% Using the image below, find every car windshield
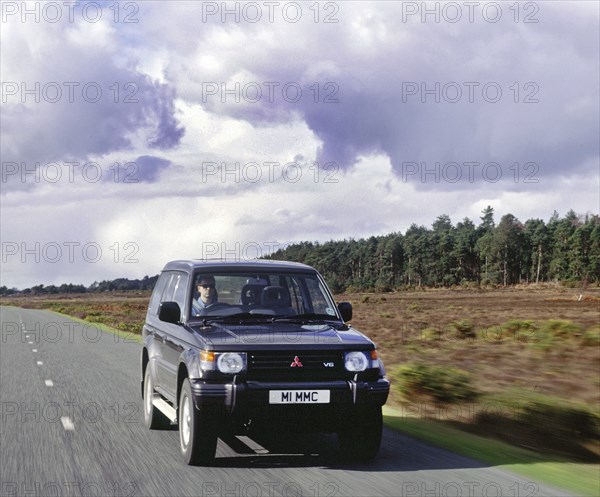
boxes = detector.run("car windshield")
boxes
[189,270,340,321]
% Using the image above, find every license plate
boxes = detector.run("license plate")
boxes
[269,390,330,404]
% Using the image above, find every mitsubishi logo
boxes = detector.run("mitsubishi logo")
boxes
[290,355,303,367]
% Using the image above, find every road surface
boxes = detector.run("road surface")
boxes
[0,306,574,497]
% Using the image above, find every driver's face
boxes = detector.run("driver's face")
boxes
[197,278,216,303]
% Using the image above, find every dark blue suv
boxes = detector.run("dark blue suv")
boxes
[141,260,390,465]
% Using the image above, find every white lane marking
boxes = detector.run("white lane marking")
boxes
[32,349,37,352]
[37,361,43,366]
[61,417,75,431]
[45,379,54,387]
[28,341,33,344]
[236,435,270,454]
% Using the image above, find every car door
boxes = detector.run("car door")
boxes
[152,272,180,396]
[144,271,170,387]
[157,271,189,401]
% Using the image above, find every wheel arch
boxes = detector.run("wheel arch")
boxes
[141,347,150,398]
[176,361,189,410]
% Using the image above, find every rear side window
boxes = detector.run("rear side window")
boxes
[162,272,188,307]
[173,273,189,309]
[149,272,170,314]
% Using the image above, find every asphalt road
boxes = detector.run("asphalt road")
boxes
[0,306,574,497]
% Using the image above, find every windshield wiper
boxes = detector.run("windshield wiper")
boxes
[198,313,274,325]
[271,313,341,324]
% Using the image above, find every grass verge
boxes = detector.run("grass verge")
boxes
[46,309,142,344]
[383,406,600,497]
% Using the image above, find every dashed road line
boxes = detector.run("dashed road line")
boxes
[61,417,75,431]
[45,379,54,387]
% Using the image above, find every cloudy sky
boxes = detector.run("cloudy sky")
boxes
[1,0,598,289]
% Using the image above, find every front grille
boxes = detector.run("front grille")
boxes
[248,351,345,380]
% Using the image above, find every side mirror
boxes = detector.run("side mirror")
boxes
[337,302,353,322]
[158,301,181,324]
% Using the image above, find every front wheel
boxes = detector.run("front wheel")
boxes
[338,405,383,462]
[179,379,219,465]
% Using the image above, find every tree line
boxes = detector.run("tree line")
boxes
[0,275,159,296]
[1,208,598,296]
[265,207,600,293]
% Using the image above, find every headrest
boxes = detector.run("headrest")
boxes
[261,286,291,308]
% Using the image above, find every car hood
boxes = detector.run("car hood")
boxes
[189,321,373,350]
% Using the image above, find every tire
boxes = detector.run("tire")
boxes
[338,405,383,462]
[143,368,168,429]
[179,378,219,465]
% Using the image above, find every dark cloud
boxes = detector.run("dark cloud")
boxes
[1,18,185,193]
[169,2,598,189]
[133,155,172,183]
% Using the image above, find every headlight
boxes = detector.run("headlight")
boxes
[217,352,246,374]
[199,351,247,374]
[344,351,369,372]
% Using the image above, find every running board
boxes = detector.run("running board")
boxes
[152,398,177,424]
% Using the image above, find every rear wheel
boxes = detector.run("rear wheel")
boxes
[179,379,219,465]
[338,405,383,461]
[143,368,167,429]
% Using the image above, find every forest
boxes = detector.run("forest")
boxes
[1,207,598,295]
[265,207,600,293]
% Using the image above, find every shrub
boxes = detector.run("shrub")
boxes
[421,327,443,341]
[116,322,143,335]
[582,326,600,346]
[540,319,583,338]
[526,320,584,350]
[395,363,478,403]
[521,400,600,441]
[452,319,476,338]
[501,320,538,342]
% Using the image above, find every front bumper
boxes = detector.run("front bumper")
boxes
[189,377,390,428]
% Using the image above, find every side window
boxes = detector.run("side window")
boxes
[162,273,181,303]
[149,272,170,314]
[173,273,189,309]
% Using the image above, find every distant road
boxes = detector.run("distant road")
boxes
[0,306,573,497]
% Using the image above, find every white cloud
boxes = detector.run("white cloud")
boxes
[1,0,598,288]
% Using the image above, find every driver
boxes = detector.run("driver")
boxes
[192,275,218,315]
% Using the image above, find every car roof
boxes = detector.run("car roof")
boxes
[162,259,316,273]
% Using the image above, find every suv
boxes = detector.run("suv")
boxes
[141,260,390,465]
